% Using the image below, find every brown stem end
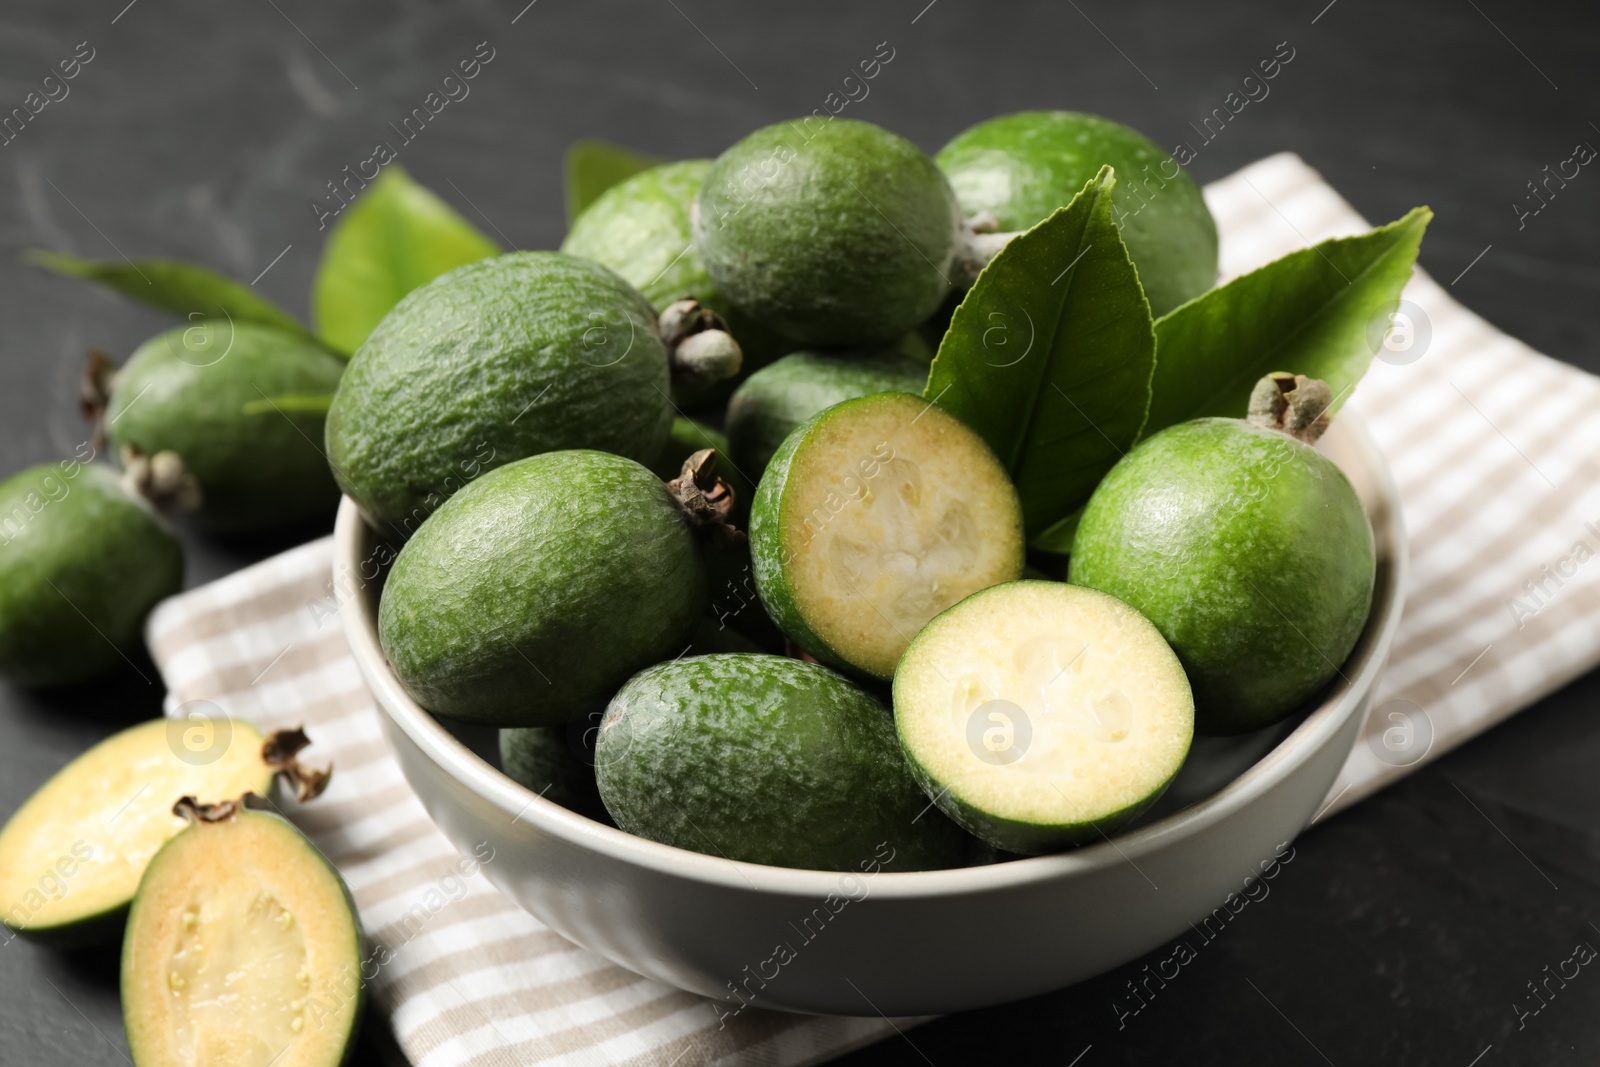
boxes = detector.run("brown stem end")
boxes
[262,727,334,802]
[667,448,745,547]
[81,350,117,449]
[660,299,743,388]
[1246,372,1333,444]
[120,445,202,517]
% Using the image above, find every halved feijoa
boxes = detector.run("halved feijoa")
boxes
[894,581,1194,855]
[749,392,1024,679]
[595,654,969,871]
[0,720,328,945]
[123,798,363,1067]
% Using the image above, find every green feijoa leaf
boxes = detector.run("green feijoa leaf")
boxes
[1029,506,1083,555]
[24,251,311,339]
[311,166,499,356]
[1144,207,1432,437]
[925,166,1155,539]
[564,138,664,225]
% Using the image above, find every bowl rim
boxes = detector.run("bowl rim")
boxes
[338,411,1407,900]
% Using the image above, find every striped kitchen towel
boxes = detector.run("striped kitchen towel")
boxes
[144,153,1600,1065]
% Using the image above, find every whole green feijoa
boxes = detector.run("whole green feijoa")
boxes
[325,252,673,539]
[595,654,970,871]
[936,110,1218,315]
[561,160,789,409]
[725,349,927,476]
[498,726,607,821]
[563,161,714,307]
[100,322,345,532]
[694,118,962,348]
[1069,376,1375,733]
[378,450,708,727]
[0,462,182,687]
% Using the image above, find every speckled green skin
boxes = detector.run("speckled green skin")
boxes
[326,252,672,539]
[379,451,706,727]
[561,160,789,409]
[0,463,182,687]
[726,350,927,476]
[936,111,1218,316]
[1070,419,1374,733]
[106,323,345,532]
[595,654,969,871]
[747,400,861,676]
[498,727,606,821]
[694,119,962,348]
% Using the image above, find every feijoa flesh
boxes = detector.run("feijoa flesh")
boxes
[595,654,969,871]
[0,720,328,945]
[378,450,712,727]
[895,581,1194,855]
[1070,375,1376,733]
[750,392,1025,679]
[100,322,346,532]
[694,118,962,347]
[0,462,183,687]
[936,110,1218,316]
[122,799,363,1067]
[324,252,673,538]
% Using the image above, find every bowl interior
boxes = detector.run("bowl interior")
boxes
[340,410,1405,891]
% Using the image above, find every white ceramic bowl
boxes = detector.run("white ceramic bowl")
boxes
[335,413,1405,1017]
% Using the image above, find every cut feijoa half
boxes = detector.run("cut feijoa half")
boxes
[894,581,1194,855]
[123,798,363,1067]
[749,391,1024,679]
[0,719,328,946]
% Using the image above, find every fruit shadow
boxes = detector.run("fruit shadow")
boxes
[8,649,166,728]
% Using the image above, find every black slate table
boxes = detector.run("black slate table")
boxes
[2,1,1597,1063]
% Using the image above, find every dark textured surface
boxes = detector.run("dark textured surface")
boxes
[0,0,1596,1063]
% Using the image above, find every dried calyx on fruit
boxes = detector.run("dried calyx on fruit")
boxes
[260,725,336,803]
[949,209,1025,288]
[119,444,202,516]
[665,447,743,548]
[657,297,743,390]
[1245,371,1333,443]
